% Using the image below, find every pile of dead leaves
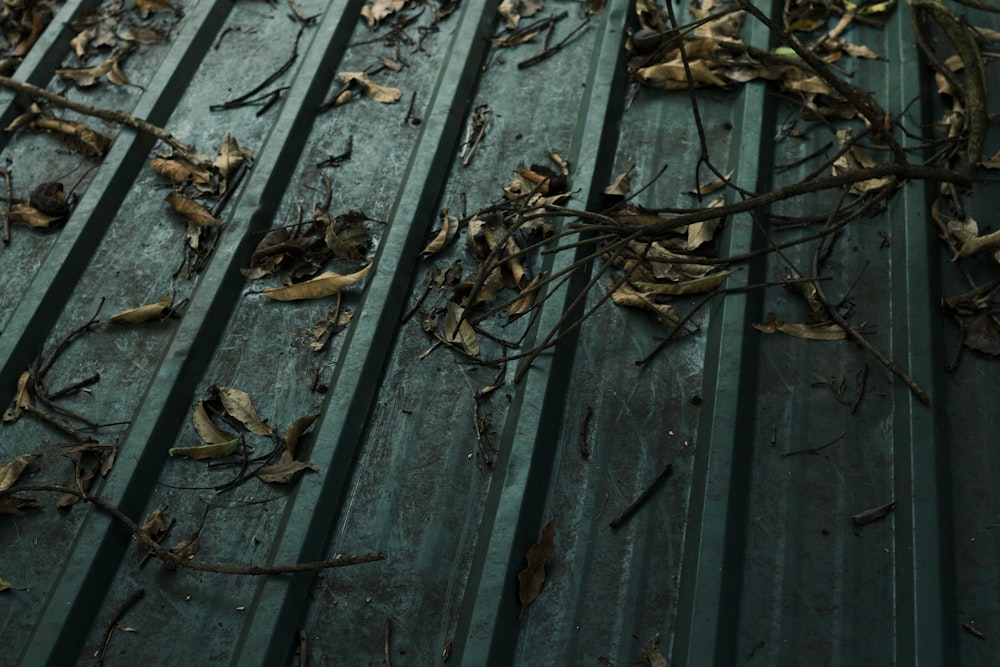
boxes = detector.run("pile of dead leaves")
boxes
[0,0,56,73]
[243,173,374,302]
[149,134,253,277]
[61,0,180,89]
[415,160,567,358]
[600,168,732,328]
[170,386,320,487]
[627,0,894,123]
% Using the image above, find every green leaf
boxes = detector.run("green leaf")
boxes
[169,438,240,460]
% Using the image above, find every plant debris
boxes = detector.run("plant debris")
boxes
[517,518,555,612]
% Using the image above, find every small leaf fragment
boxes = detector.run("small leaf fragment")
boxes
[609,281,679,326]
[261,263,372,301]
[517,519,556,609]
[169,438,240,460]
[9,203,61,229]
[752,312,846,340]
[633,270,732,296]
[689,169,734,196]
[256,460,319,484]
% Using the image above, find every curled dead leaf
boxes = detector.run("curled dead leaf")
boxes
[609,281,679,326]
[150,156,214,185]
[2,371,32,423]
[191,399,238,444]
[283,414,320,462]
[689,170,734,196]
[106,295,175,324]
[261,263,372,301]
[167,193,221,227]
[752,312,846,340]
[421,210,459,256]
[8,203,60,229]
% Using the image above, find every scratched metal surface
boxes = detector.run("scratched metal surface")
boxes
[1,0,998,665]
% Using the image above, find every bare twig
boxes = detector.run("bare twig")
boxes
[610,463,672,530]
[0,76,198,159]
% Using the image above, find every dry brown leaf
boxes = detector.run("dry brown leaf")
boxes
[337,71,401,103]
[443,301,479,357]
[140,508,168,537]
[498,0,520,28]
[214,134,252,180]
[106,295,173,324]
[0,496,42,516]
[686,198,723,251]
[2,371,32,423]
[632,270,732,296]
[191,399,237,444]
[752,312,846,340]
[134,0,172,16]
[361,0,406,26]
[851,501,896,526]
[55,46,131,87]
[517,519,556,609]
[118,26,164,44]
[150,156,214,184]
[833,129,891,194]
[610,281,679,326]
[283,414,320,462]
[214,386,272,436]
[256,460,319,484]
[8,203,60,229]
[637,633,669,667]
[508,274,541,317]
[966,314,1000,356]
[0,576,19,592]
[0,454,32,493]
[261,263,372,301]
[421,210,459,256]
[167,193,221,227]
[604,170,632,197]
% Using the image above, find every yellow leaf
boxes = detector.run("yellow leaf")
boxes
[169,439,240,460]
[0,454,32,492]
[106,295,173,324]
[262,263,372,301]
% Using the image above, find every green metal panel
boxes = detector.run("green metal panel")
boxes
[0,0,998,665]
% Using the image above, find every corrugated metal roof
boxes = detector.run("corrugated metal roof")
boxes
[1,0,998,664]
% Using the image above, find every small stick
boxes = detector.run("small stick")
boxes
[518,17,590,69]
[578,406,592,459]
[782,431,846,457]
[5,484,385,575]
[24,405,91,443]
[384,619,392,667]
[287,0,319,24]
[609,463,672,530]
[46,372,101,400]
[299,630,309,667]
[0,76,197,159]
[851,364,867,414]
[211,27,304,111]
[94,588,145,666]
[1,167,11,244]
